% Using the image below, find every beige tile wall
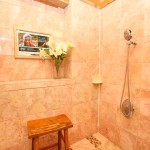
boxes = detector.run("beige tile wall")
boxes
[0,79,99,150]
[1,0,149,150]
[0,0,100,149]
[100,0,150,150]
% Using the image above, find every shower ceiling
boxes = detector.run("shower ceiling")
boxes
[80,0,115,8]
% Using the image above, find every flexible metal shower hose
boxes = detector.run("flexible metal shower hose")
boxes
[120,44,131,111]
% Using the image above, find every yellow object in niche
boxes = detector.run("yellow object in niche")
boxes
[92,75,102,84]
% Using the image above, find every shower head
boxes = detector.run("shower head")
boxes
[124,29,137,46]
[124,29,132,41]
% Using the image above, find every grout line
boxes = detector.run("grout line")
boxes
[97,9,102,132]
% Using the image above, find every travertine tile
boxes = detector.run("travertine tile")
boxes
[100,1,150,149]
[99,120,120,146]
[135,137,150,150]
[102,63,125,85]
[144,0,150,36]
[72,102,91,124]
[5,142,26,150]
[72,63,89,83]
[93,133,122,150]
[70,132,123,150]
[129,63,142,88]
[141,63,150,90]
[100,83,122,105]
[0,139,6,150]
[119,128,137,150]
[0,0,150,150]
[70,138,96,150]
[140,90,150,116]
[138,114,150,141]
[142,36,150,63]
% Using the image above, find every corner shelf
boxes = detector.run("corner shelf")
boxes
[92,75,102,84]
[35,0,69,8]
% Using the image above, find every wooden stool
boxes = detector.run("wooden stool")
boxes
[27,114,73,150]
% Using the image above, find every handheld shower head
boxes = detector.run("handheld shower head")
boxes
[124,29,137,46]
[124,29,132,41]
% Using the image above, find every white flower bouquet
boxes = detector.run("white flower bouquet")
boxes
[40,40,73,78]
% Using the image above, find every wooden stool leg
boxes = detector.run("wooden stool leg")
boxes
[32,139,34,150]
[58,131,61,150]
[64,129,69,150]
[33,137,39,150]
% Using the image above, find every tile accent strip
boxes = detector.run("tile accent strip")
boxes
[87,135,102,148]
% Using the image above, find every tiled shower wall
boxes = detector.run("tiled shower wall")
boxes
[0,0,99,149]
[0,79,98,150]
[0,0,66,81]
[99,0,150,150]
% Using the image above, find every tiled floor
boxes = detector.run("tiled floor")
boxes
[70,133,122,150]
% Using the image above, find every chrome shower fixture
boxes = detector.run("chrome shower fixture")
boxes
[124,29,137,45]
[127,40,137,46]
[121,99,134,118]
[124,29,132,41]
[120,29,137,118]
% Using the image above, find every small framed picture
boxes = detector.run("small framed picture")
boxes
[14,28,51,59]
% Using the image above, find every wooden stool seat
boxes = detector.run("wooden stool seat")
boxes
[27,114,73,150]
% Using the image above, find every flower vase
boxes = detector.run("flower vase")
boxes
[55,63,60,78]
[54,59,62,79]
